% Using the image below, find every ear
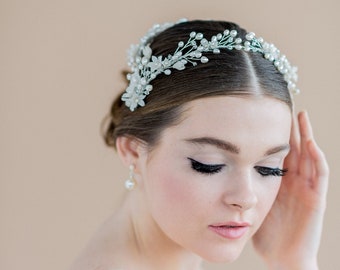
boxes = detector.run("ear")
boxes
[116,136,144,169]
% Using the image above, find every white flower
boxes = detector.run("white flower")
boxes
[122,87,146,111]
[142,45,152,59]
[173,59,187,70]
[147,55,163,72]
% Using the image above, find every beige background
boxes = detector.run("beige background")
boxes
[1,0,339,269]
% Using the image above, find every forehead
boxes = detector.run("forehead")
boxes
[162,96,292,149]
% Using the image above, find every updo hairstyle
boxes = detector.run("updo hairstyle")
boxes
[104,20,292,150]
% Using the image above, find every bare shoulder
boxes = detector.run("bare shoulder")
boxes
[68,246,124,270]
[68,249,121,270]
[69,215,126,270]
[69,235,124,270]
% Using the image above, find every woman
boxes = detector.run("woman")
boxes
[70,19,329,270]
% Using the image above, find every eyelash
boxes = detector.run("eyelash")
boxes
[188,158,288,177]
[188,158,225,175]
[254,166,288,177]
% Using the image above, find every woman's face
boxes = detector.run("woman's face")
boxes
[137,96,291,262]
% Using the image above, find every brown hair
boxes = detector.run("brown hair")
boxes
[104,20,292,150]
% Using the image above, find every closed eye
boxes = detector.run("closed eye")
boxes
[254,166,287,177]
[188,158,225,175]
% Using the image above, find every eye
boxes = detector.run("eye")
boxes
[188,158,225,175]
[254,166,288,177]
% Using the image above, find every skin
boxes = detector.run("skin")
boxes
[69,96,328,270]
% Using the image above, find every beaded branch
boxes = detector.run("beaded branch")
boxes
[122,19,299,111]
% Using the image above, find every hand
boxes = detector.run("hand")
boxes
[252,111,329,270]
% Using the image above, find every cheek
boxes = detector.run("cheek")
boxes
[268,181,281,205]
[146,163,211,234]
[149,165,198,218]
[256,180,282,220]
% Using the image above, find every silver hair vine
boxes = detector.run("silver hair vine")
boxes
[122,19,299,111]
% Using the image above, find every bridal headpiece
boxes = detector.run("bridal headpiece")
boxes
[122,19,299,111]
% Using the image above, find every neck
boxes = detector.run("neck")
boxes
[114,191,204,270]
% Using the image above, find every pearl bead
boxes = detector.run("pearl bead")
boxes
[196,33,203,40]
[200,56,209,63]
[230,30,237,37]
[125,179,135,190]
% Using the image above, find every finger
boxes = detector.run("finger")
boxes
[307,139,329,195]
[298,111,314,179]
[284,113,300,172]
[290,111,301,152]
[298,111,314,156]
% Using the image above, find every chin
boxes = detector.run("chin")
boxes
[204,254,241,264]
[198,246,244,264]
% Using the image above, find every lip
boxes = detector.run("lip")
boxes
[208,222,250,240]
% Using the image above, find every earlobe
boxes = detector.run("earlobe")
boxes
[116,136,143,168]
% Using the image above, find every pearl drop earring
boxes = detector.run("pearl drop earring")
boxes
[125,165,136,190]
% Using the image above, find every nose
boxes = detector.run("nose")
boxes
[222,170,258,211]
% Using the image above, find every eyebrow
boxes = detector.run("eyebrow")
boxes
[184,136,290,156]
[264,144,290,156]
[184,137,240,154]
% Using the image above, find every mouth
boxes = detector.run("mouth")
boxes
[208,222,250,239]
